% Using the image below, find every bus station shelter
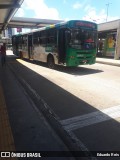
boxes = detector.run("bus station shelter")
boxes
[98,19,120,60]
[0,0,24,33]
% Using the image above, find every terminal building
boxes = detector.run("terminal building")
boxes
[98,19,120,60]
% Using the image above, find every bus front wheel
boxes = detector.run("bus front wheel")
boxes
[47,56,55,69]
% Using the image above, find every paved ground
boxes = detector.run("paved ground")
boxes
[96,57,120,67]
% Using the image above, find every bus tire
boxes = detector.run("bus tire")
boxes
[47,55,55,69]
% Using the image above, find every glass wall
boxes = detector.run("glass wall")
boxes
[98,32,117,58]
[105,32,116,57]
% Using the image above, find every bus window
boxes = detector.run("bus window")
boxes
[33,32,40,45]
[69,29,97,50]
[47,29,57,45]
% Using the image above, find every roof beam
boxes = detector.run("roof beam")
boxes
[8,24,37,28]
[1,0,24,30]
[0,4,20,9]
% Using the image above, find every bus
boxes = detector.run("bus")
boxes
[12,20,97,68]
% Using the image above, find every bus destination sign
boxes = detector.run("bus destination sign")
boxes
[75,22,96,29]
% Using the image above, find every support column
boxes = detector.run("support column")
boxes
[115,20,120,59]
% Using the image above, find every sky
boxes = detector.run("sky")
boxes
[14,0,120,24]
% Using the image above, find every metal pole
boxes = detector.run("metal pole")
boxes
[115,19,120,60]
[106,3,111,22]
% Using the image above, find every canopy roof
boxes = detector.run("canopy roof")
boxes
[0,0,24,32]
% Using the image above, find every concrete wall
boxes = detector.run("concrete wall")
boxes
[98,19,120,32]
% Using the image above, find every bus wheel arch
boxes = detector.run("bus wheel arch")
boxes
[47,54,55,69]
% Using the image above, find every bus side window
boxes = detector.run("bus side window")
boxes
[40,31,47,47]
[48,29,56,45]
[33,32,40,46]
[49,37,54,44]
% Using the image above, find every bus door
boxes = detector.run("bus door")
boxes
[58,29,66,63]
[28,34,33,59]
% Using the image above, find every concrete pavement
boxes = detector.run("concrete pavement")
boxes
[96,57,120,67]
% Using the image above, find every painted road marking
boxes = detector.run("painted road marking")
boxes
[60,105,120,131]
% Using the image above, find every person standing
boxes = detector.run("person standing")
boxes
[0,43,6,66]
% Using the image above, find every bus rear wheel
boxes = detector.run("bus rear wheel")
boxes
[47,56,55,69]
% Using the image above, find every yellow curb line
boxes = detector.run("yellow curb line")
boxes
[0,82,17,160]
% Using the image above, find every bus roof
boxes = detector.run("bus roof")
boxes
[13,20,97,37]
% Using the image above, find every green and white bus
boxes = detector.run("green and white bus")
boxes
[12,20,97,68]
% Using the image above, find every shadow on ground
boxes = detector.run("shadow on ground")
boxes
[1,55,119,160]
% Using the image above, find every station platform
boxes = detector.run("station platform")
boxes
[0,51,120,159]
[0,52,73,160]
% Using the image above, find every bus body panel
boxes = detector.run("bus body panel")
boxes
[33,45,46,62]
[65,48,96,66]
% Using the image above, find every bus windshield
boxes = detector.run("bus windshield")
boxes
[68,29,97,50]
